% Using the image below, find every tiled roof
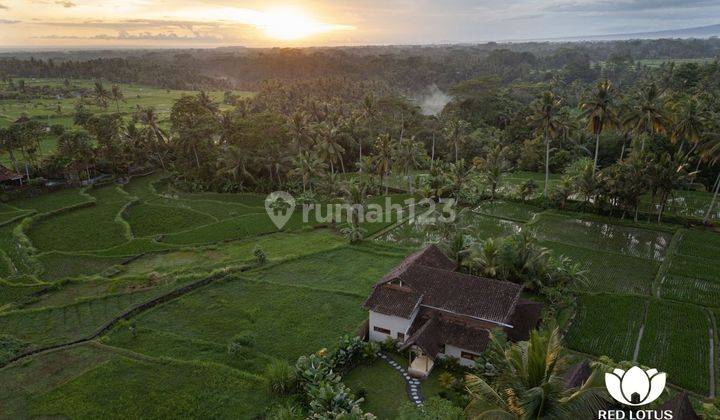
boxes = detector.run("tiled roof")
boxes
[564,361,593,389]
[504,299,543,341]
[400,311,491,357]
[657,393,699,420]
[364,245,521,325]
[378,244,456,285]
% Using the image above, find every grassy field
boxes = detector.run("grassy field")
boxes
[2,165,719,415]
[0,78,252,166]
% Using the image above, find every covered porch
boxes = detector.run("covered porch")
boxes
[406,346,435,378]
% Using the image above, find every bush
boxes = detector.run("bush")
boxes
[263,360,298,396]
[253,245,268,265]
[381,336,397,352]
[362,341,380,362]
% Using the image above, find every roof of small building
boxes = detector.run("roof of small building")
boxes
[657,393,699,420]
[0,165,23,182]
[364,245,522,325]
[399,311,491,357]
[564,360,593,389]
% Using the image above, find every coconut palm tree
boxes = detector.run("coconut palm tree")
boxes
[442,118,471,162]
[372,134,394,194]
[465,328,608,420]
[316,122,345,174]
[342,180,368,226]
[701,134,720,224]
[392,136,427,192]
[622,83,668,152]
[93,80,111,109]
[291,151,326,192]
[473,144,509,201]
[289,111,311,155]
[581,81,618,174]
[111,84,125,113]
[528,92,564,197]
[216,145,257,188]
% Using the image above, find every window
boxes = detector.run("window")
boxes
[461,351,479,361]
[373,326,391,335]
[397,332,405,340]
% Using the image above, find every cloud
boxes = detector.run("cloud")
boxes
[547,0,718,13]
[55,0,76,7]
[0,2,7,9]
[35,30,224,42]
[0,19,19,24]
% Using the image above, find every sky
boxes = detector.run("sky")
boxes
[0,0,719,48]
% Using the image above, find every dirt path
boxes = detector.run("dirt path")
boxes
[632,300,650,363]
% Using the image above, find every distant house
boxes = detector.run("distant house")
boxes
[363,245,542,378]
[0,165,23,190]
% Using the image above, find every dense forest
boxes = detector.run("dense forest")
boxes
[1,38,720,90]
[1,39,720,227]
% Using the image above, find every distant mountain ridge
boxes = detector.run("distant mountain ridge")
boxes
[553,24,720,41]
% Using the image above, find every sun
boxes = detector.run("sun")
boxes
[257,7,349,41]
[258,8,324,41]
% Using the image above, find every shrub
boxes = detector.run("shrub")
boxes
[253,245,267,266]
[362,341,380,362]
[264,360,298,396]
[381,336,397,352]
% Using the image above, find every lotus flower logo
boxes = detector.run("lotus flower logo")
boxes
[605,366,666,406]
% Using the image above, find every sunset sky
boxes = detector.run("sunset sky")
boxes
[0,0,718,48]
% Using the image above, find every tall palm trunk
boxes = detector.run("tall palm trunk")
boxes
[544,130,550,197]
[358,139,363,171]
[593,131,600,175]
[431,132,436,169]
[704,172,720,224]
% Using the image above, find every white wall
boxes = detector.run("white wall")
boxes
[442,344,480,367]
[368,311,412,343]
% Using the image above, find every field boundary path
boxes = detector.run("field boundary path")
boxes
[0,266,251,369]
[378,352,424,406]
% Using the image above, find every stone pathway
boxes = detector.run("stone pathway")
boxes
[378,352,424,406]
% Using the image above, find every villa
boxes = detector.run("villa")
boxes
[363,245,543,378]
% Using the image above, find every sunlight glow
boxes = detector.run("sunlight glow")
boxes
[185,6,354,41]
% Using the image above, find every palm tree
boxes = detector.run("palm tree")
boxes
[528,92,564,197]
[342,180,368,226]
[0,127,20,173]
[442,118,471,162]
[392,136,427,192]
[216,145,257,188]
[474,144,509,200]
[315,123,345,174]
[93,80,111,109]
[291,151,326,192]
[289,112,311,155]
[340,113,367,168]
[137,107,168,170]
[701,134,720,224]
[622,83,668,151]
[372,134,394,194]
[111,84,125,113]
[581,81,618,174]
[465,328,608,420]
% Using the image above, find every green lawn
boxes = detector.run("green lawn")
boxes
[344,359,408,419]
